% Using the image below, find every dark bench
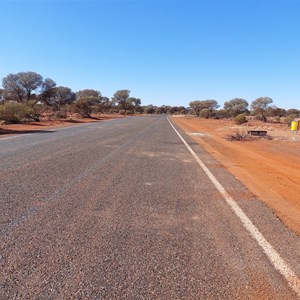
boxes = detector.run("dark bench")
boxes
[247,130,267,136]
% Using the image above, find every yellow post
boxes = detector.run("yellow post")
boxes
[291,121,298,131]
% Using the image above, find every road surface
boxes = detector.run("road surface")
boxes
[1,116,300,299]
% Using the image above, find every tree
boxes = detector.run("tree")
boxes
[127,97,141,114]
[155,106,166,114]
[203,100,219,118]
[251,97,273,122]
[38,78,57,106]
[215,109,228,119]
[45,86,75,110]
[200,108,212,119]
[2,72,43,102]
[111,89,130,113]
[74,98,93,117]
[286,108,300,117]
[224,98,249,117]
[76,89,111,114]
[0,89,4,103]
[76,89,101,102]
[144,105,156,114]
[178,106,188,114]
[189,100,219,117]
[189,101,202,117]
[265,105,286,117]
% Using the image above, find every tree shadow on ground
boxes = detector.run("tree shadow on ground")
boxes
[0,128,55,135]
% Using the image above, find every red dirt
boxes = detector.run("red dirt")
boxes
[172,116,300,235]
[0,115,124,137]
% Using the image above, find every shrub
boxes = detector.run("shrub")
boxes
[286,109,300,117]
[0,102,34,124]
[284,114,298,125]
[234,113,247,125]
[199,108,211,119]
[255,114,265,121]
[199,108,217,119]
[54,110,67,119]
[215,109,228,119]
[227,129,250,141]
[273,116,281,123]
[74,98,93,117]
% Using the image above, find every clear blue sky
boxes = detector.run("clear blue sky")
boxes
[0,0,299,109]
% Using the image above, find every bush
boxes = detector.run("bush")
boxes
[199,108,217,119]
[227,129,250,141]
[199,108,211,119]
[54,110,67,119]
[272,116,281,123]
[286,109,300,117]
[215,109,228,119]
[74,98,93,117]
[0,102,34,124]
[234,113,247,125]
[284,114,298,125]
[254,114,265,121]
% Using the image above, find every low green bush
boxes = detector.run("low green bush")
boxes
[0,102,34,124]
[234,113,247,125]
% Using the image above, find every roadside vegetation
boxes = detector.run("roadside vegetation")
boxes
[0,71,299,126]
[0,71,187,124]
[189,97,300,126]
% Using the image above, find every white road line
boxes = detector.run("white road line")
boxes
[167,117,300,297]
[0,134,32,141]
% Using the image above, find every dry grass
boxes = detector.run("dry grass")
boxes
[226,129,251,141]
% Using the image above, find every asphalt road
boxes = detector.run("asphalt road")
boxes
[0,116,300,299]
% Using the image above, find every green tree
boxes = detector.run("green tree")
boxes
[128,97,141,114]
[2,72,43,102]
[189,101,202,117]
[38,78,57,106]
[144,105,156,114]
[286,108,300,117]
[74,98,93,117]
[111,89,130,113]
[76,89,101,103]
[75,89,109,116]
[251,97,273,122]
[47,86,76,110]
[189,100,219,117]
[265,105,286,117]
[224,98,248,117]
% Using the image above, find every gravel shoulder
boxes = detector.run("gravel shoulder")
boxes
[172,116,300,235]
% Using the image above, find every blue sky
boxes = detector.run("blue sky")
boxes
[0,0,299,109]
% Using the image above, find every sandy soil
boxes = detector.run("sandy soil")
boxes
[172,116,300,235]
[0,115,124,137]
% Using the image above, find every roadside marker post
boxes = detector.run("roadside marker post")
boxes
[291,121,298,133]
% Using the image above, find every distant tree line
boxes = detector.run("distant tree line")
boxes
[1,71,299,125]
[189,97,300,124]
[0,71,143,123]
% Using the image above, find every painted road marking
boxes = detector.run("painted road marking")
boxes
[0,134,32,141]
[168,117,300,297]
